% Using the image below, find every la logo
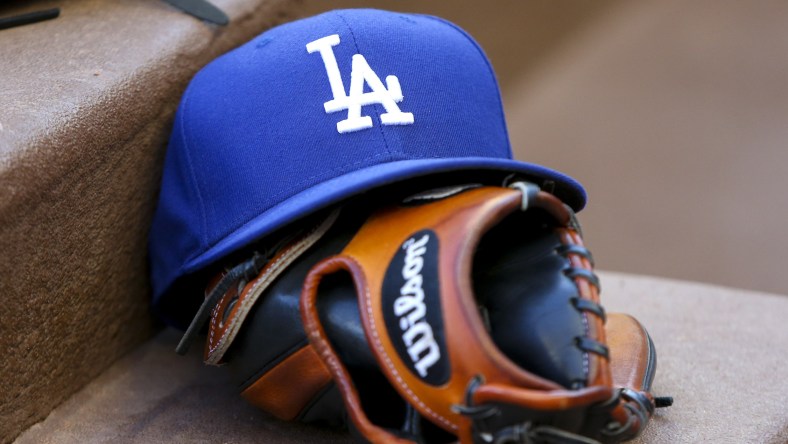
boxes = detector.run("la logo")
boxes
[306,34,415,134]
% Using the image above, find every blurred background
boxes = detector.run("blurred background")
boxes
[301,0,788,297]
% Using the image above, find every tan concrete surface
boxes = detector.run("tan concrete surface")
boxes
[13,327,350,444]
[504,0,788,297]
[15,272,788,444]
[0,0,300,441]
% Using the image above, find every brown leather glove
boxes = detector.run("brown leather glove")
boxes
[178,182,670,443]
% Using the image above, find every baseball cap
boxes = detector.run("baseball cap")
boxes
[149,9,586,324]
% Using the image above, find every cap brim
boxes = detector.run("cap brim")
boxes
[180,157,585,278]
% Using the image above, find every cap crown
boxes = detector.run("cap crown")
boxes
[150,9,583,312]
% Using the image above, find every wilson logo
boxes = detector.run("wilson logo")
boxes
[382,231,449,385]
[396,235,440,377]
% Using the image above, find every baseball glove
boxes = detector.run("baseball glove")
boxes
[176,181,670,443]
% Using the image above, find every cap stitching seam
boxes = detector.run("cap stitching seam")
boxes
[417,14,514,159]
[336,12,396,161]
[178,85,211,252]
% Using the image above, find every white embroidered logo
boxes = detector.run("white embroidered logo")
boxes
[306,34,414,134]
[395,234,440,378]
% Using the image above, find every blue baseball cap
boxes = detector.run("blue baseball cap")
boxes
[149,9,586,324]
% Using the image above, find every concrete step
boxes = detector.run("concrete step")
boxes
[14,272,788,443]
[0,0,298,441]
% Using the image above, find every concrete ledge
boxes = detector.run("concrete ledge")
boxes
[14,272,788,443]
[0,0,299,441]
[14,328,350,444]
